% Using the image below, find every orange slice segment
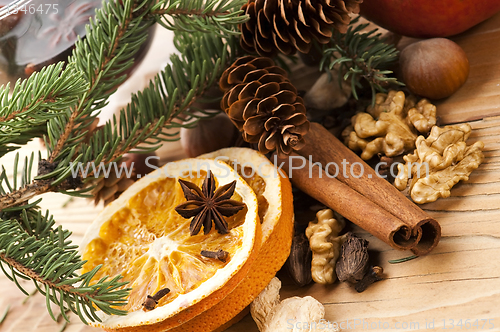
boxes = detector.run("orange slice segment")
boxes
[165,147,294,332]
[79,158,260,331]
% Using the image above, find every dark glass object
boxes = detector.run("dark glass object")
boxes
[0,0,153,85]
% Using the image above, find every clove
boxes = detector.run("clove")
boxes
[201,249,229,263]
[355,266,384,293]
[142,287,170,311]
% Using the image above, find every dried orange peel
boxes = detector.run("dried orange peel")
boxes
[79,158,261,331]
[169,147,294,332]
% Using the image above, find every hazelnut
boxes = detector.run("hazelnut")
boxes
[399,38,469,100]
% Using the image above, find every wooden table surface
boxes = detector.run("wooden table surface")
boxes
[2,12,500,332]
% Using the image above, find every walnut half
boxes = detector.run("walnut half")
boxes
[395,124,484,204]
[342,90,436,160]
[305,209,346,284]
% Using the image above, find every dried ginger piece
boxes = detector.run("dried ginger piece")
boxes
[250,277,339,332]
[305,209,346,284]
[395,123,484,204]
[342,90,436,160]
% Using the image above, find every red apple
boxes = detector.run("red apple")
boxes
[360,0,500,38]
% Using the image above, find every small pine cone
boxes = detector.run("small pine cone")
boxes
[219,56,309,157]
[92,152,158,205]
[240,0,362,57]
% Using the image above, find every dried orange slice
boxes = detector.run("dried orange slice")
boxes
[165,147,294,332]
[79,158,261,331]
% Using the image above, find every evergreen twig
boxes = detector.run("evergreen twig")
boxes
[0,64,87,158]
[320,16,403,103]
[0,0,243,325]
[0,209,130,323]
[153,0,247,36]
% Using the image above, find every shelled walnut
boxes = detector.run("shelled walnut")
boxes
[250,277,339,332]
[305,209,346,284]
[342,90,436,160]
[395,124,484,204]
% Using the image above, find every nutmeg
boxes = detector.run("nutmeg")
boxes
[399,38,469,100]
[180,111,239,158]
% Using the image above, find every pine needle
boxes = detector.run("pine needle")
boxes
[22,289,38,304]
[0,305,10,324]
[0,0,242,326]
[389,255,418,264]
[58,321,68,332]
[320,16,403,104]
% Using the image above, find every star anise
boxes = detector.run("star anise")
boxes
[175,171,246,236]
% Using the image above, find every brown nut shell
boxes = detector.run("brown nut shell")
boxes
[400,38,469,100]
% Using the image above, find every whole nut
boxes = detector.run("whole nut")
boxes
[399,38,469,100]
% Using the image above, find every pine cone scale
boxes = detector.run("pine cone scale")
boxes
[288,29,311,53]
[272,104,296,118]
[243,115,267,135]
[257,11,273,39]
[227,64,259,85]
[262,0,275,20]
[279,82,298,94]
[275,89,297,105]
[240,82,261,100]
[226,84,245,106]
[256,82,281,98]
[264,130,280,151]
[228,99,252,123]
[273,32,294,55]
[318,4,333,24]
[290,121,310,135]
[256,30,274,53]
[256,97,277,115]
[240,0,361,56]
[259,73,286,84]
[282,112,307,126]
[243,99,260,118]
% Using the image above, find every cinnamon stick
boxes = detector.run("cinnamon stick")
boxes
[295,123,441,255]
[279,155,420,250]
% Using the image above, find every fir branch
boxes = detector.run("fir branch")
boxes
[320,16,403,102]
[46,0,156,162]
[0,0,242,325]
[40,31,238,195]
[153,0,247,36]
[0,152,51,211]
[0,63,87,158]
[0,209,129,323]
[0,6,239,208]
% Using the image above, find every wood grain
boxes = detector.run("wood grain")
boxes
[3,12,500,332]
[225,114,500,332]
[432,12,500,125]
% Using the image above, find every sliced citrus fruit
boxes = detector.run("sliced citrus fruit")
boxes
[166,147,294,332]
[79,158,261,331]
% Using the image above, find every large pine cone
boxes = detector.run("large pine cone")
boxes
[240,0,362,57]
[219,56,309,157]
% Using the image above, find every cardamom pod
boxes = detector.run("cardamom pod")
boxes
[336,232,369,284]
[285,232,312,287]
